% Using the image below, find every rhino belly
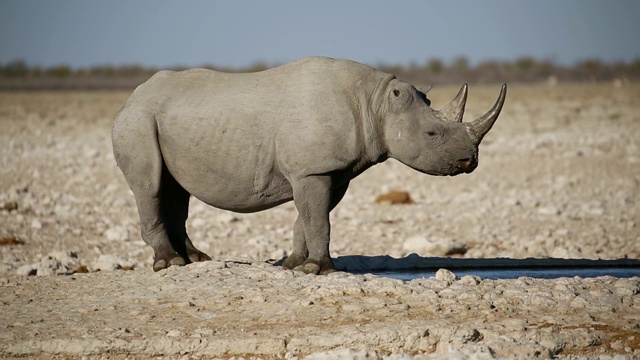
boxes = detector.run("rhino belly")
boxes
[188,171,293,213]
[166,154,293,213]
[157,123,293,213]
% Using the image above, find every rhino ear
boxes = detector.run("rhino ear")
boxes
[439,83,468,122]
[417,85,433,94]
[416,85,432,106]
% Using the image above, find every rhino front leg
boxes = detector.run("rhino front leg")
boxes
[289,175,335,275]
[283,181,349,272]
[281,216,309,270]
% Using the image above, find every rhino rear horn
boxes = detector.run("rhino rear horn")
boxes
[466,84,507,144]
[439,83,468,122]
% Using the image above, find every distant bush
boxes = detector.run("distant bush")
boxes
[380,56,640,85]
[46,65,72,78]
[1,60,29,77]
[1,56,639,90]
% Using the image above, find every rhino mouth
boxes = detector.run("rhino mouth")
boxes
[440,156,478,176]
[457,157,478,173]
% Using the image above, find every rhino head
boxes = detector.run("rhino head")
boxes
[381,81,506,176]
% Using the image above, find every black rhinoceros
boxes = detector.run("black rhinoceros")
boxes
[112,56,506,274]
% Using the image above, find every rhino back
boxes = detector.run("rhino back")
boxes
[129,57,381,211]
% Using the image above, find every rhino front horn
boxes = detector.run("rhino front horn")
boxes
[440,83,468,123]
[466,83,507,144]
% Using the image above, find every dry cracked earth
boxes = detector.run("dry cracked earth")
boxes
[0,83,639,359]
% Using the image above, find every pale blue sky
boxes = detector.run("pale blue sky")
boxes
[1,0,638,69]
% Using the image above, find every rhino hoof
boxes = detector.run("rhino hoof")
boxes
[153,256,186,272]
[320,267,337,275]
[295,262,321,275]
[293,259,335,275]
[188,251,212,263]
[282,253,306,270]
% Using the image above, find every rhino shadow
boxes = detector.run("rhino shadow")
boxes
[261,254,640,280]
[274,253,640,274]
[331,254,640,273]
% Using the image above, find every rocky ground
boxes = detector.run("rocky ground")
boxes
[0,83,639,359]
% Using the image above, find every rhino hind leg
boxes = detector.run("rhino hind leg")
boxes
[135,164,211,272]
[160,168,212,266]
[113,112,209,271]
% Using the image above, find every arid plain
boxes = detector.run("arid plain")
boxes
[1,83,639,359]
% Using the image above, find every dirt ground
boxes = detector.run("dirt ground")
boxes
[0,83,639,359]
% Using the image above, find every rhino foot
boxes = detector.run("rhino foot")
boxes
[152,249,211,272]
[293,258,335,275]
[153,256,186,272]
[282,253,307,270]
[188,250,212,263]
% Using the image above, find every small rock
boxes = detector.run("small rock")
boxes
[0,236,24,246]
[93,254,135,271]
[166,329,183,337]
[47,250,81,269]
[570,296,589,309]
[30,219,42,230]
[16,264,37,276]
[610,339,624,351]
[537,206,561,216]
[73,265,90,273]
[16,251,81,276]
[434,268,458,282]
[460,275,481,285]
[375,190,414,205]
[104,226,129,242]
[457,328,482,343]
[1,201,18,211]
[30,259,67,276]
[613,279,640,296]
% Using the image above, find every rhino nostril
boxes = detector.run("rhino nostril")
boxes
[457,158,476,172]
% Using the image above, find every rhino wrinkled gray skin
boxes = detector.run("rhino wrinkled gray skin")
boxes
[112,57,506,274]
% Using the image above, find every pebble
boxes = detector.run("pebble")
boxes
[93,254,135,271]
[104,226,129,242]
[537,206,561,216]
[434,268,459,282]
[30,219,42,230]
[166,329,183,337]
[459,275,481,286]
[15,251,81,276]
[374,190,414,205]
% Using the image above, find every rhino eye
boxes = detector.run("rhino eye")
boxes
[393,89,400,97]
[426,130,437,137]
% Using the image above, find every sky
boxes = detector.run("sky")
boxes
[1,0,639,69]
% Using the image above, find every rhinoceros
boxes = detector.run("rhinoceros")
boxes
[112,56,506,274]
